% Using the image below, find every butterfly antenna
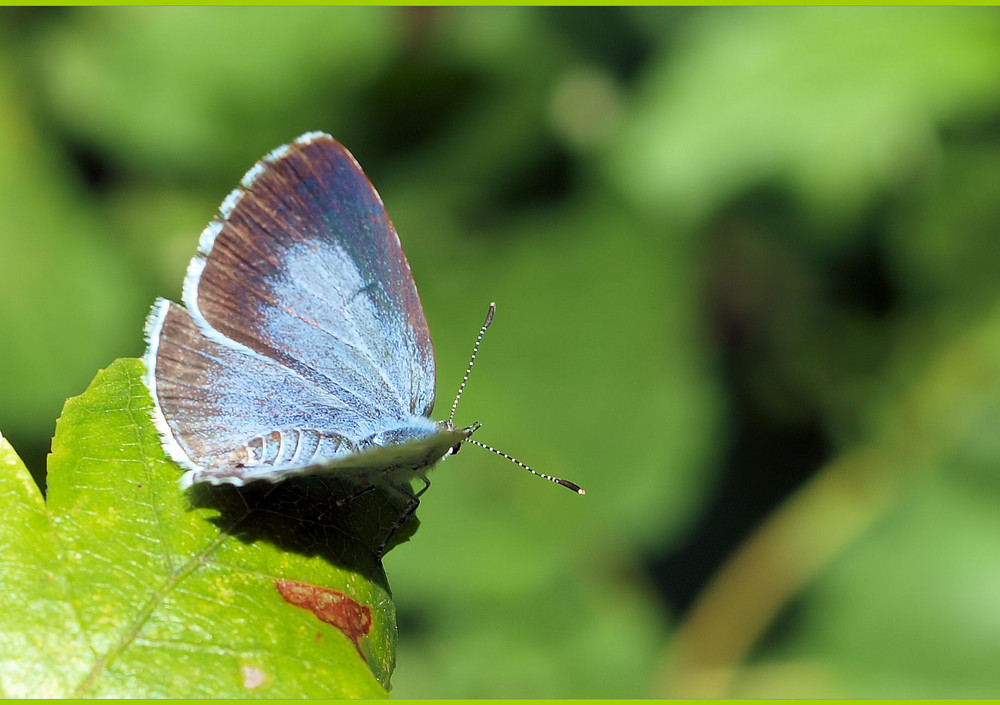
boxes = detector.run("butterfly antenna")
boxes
[449,302,496,425]
[450,302,586,496]
[467,438,586,495]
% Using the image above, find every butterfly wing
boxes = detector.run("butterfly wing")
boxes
[145,132,446,486]
[187,132,435,419]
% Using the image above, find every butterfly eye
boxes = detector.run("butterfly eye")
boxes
[449,443,463,456]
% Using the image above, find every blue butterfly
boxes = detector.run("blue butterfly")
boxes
[143,132,582,556]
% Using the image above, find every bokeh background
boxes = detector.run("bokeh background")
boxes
[4,6,1000,698]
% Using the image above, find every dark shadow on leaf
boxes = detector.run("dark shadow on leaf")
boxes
[187,475,420,593]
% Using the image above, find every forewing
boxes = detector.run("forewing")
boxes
[184,132,435,422]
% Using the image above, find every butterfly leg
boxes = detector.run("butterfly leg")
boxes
[414,474,431,498]
[317,482,376,524]
[334,482,377,508]
[376,476,430,560]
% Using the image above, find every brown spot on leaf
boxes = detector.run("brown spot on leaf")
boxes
[275,579,372,661]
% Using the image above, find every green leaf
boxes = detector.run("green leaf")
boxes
[610,8,1000,228]
[0,358,397,698]
[34,7,398,178]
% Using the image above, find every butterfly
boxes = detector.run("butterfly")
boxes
[143,132,583,557]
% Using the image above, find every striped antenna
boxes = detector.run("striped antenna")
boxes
[449,302,495,424]
[468,438,586,494]
[448,302,586,495]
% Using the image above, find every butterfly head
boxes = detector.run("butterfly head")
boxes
[442,421,482,457]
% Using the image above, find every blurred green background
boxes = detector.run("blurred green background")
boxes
[3,6,1000,698]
